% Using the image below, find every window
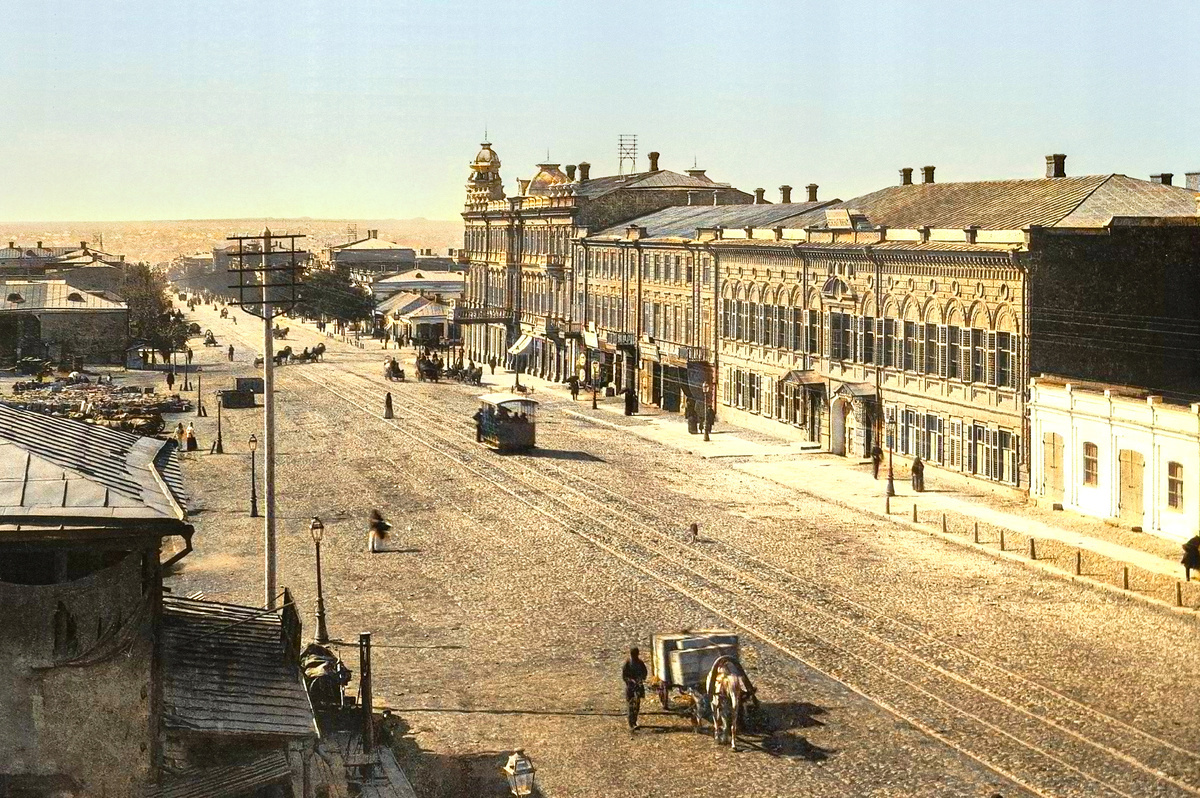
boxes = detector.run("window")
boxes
[947,326,960,379]
[1082,442,1099,486]
[830,312,851,360]
[791,308,803,351]
[883,319,895,367]
[722,299,732,338]
[863,316,875,364]
[806,310,818,355]
[997,331,1015,387]
[903,321,917,371]
[924,324,938,374]
[1169,462,1184,509]
[971,329,985,383]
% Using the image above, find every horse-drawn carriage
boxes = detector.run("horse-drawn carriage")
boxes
[203,329,219,347]
[477,394,538,452]
[187,322,202,336]
[650,629,759,748]
[272,325,289,339]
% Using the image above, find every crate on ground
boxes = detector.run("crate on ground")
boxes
[220,389,256,409]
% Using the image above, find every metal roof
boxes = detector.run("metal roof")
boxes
[816,174,1199,231]
[0,405,188,536]
[0,279,127,312]
[143,751,291,798]
[161,595,317,739]
[377,291,430,315]
[594,202,836,240]
[574,169,728,199]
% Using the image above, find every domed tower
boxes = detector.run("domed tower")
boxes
[466,141,505,205]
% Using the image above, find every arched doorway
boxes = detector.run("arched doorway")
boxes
[830,397,851,456]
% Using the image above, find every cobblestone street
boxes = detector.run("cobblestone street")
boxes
[166,304,1200,797]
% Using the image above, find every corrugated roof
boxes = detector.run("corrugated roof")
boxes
[161,595,317,739]
[143,751,291,798]
[0,405,188,533]
[816,174,1199,230]
[594,202,836,240]
[0,280,126,312]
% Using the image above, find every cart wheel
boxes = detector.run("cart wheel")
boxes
[658,684,670,710]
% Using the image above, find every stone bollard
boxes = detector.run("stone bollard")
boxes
[1029,538,1037,560]
[1177,582,1185,607]
[1075,550,1082,576]
[941,513,947,534]
[885,495,891,514]
[384,392,394,419]
[1123,565,1131,591]
[912,503,918,522]
[999,528,1005,551]
[973,521,979,544]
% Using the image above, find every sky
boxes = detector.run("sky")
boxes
[3,0,1199,222]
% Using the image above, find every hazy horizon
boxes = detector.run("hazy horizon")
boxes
[4,0,1199,221]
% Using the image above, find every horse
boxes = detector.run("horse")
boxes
[312,342,326,361]
[273,346,293,366]
[706,655,756,750]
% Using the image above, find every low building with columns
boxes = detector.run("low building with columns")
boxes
[458,142,753,379]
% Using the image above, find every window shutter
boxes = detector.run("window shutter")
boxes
[949,420,961,468]
[855,316,865,363]
[1010,334,1020,388]
[823,312,832,358]
[986,331,997,385]
[914,324,924,373]
[937,325,948,377]
[878,316,888,367]
[960,328,972,382]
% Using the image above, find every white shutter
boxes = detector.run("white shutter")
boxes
[949,420,961,468]
[856,316,865,363]
[823,312,832,358]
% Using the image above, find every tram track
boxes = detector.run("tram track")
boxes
[212,318,1195,797]
[288,361,1195,798]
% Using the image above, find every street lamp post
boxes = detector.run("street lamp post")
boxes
[195,367,203,417]
[249,434,259,517]
[215,394,224,453]
[502,750,536,797]
[703,382,712,442]
[310,517,329,644]
[885,407,896,498]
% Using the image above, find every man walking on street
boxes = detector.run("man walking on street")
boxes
[871,444,883,479]
[567,374,580,401]
[166,369,175,392]
[622,647,648,731]
[489,355,497,375]
[911,456,925,492]
[227,344,235,362]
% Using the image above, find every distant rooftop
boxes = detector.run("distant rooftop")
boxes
[594,201,837,240]
[0,280,127,313]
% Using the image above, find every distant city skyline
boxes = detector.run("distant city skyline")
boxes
[3,0,1198,222]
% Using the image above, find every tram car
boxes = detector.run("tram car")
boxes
[477,393,538,452]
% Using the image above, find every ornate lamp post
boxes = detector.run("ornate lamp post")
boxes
[310,517,329,644]
[215,392,224,453]
[502,750,536,797]
[249,434,259,517]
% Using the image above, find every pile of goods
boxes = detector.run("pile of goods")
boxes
[2,382,191,435]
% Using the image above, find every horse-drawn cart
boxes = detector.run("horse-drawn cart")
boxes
[650,629,759,747]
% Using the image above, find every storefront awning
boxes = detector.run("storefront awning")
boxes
[508,334,534,356]
[782,369,825,385]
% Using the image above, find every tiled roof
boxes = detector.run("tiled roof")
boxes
[0,405,188,535]
[594,202,837,240]
[817,174,1199,230]
[143,751,292,798]
[0,280,127,312]
[160,595,317,739]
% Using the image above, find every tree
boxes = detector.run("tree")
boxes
[296,269,375,324]
[121,262,188,359]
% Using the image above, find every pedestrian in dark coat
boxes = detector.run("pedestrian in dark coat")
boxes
[472,408,484,442]
[228,344,235,361]
[165,369,175,391]
[911,456,925,492]
[624,389,638,417]
[489,356,497,375]
[622,647,648,730]
[1182,535,1200,582]
[871,445,883,479]
[567,375,580,401]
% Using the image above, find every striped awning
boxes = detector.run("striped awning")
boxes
[507,334,534,356]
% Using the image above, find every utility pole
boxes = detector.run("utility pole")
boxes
[227,228,305,609]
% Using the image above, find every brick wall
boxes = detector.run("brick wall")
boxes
[37,310,129,364]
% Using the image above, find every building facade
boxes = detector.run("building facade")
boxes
[1030,378,1200,541]
[459,142,753,380]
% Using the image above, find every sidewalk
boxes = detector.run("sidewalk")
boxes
[488,358,1198,614]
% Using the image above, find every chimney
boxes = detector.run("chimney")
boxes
[779,185,792,203]
[517,179,530,195]
[648,151,660,171]
[806,183,818,202]
[899,167,913,185]
[80,240,87,249]
[578,162,590,182]
[921,166,935,184]
[1046,154,1066,178]
[37,241,42,248]
[565,164,577,181]
[1186,172,1200,192]
[686,168,707,181]
[7,241,13,249]
[1150,173,1174,185]
[754,188,766,204]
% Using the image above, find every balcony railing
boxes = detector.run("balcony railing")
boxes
[452,306,516,325]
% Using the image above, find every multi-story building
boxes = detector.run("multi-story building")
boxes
[327,230,416,283]
[458,141,754,380]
